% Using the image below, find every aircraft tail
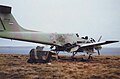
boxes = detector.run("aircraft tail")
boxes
[0,5,29,32]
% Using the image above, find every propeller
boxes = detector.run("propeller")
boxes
[98,36,102,42]
[96,36,102,55]
[97,49,100,55]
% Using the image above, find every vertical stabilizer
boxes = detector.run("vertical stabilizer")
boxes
[0,5,28,32]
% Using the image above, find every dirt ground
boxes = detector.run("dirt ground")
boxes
[0,54,120,79]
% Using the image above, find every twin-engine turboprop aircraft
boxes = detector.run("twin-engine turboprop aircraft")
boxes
[0,5,119,60]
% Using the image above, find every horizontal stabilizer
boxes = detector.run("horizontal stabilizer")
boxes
[0,5,11,14]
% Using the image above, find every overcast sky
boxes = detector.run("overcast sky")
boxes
[0,0,120,47]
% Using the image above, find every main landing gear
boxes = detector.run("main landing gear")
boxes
[27,46,94,63]
[71,52,93,61]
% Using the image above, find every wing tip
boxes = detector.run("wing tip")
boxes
[106,40,119,43]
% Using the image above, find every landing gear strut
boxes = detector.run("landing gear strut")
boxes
[71,52,77,60]
[88,54,93,60]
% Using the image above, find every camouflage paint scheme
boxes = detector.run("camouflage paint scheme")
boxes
[0,5,81,46]
[0,5,118,54]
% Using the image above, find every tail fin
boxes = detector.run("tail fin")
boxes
[0,5,28,32]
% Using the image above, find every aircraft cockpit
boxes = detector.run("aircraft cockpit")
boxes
[80,36,96,43]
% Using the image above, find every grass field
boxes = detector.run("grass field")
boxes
[0,54,120,79]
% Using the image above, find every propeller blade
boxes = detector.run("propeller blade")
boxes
[98,36,102,42]
[97,50,100,55]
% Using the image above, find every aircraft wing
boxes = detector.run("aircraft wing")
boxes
[80,41,119,48]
